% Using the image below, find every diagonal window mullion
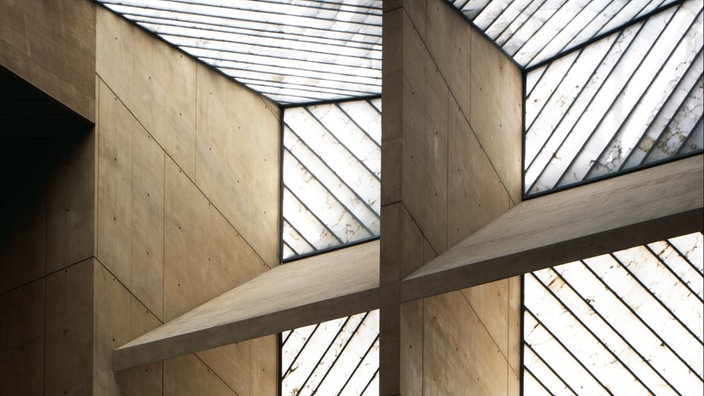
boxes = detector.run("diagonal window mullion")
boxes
[523,365,560,396]
[337,333,379,396]
[580,259,703,381]
[525,49,582,136]
[642,74,704,164]
[285,147,375,237]
[530,272,655,395]
[282,218,318,253]
[359,368,379,396]
[336,103,381,149]
[304,107,381,182]
[311,312,371,395]
[644,244,704,305]
[507,0,566,58]
[667,239,704,276]
[551,5,681,189]
[525,26,635,193]
[524,341,579,395]
[283,323,321,379]
[551,268,684,395]
[676,114,704,156]
[496,0,548,49]
[285,123,380,219]
[284,185,344,245]
[297,316,353,394]
[617,47,703,171]
[612,253,704,351]
[525,307,614,395]
[488,0,533,43]
[581,9,700,180]
[524,0,614,68]
[524,27,632,181]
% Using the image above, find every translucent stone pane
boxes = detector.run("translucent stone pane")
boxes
[524,1,703,195]
[281,310,379,396]
[453,0,682,68]
[282,98,380,261]
[524,232,704,395]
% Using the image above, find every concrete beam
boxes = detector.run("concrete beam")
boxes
[113,240,380,371]
[402,155,704,302]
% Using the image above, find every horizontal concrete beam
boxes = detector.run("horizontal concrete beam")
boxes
[402,155,704,302]
[113,240,380,371]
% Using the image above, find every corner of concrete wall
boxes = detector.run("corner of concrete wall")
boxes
[382,0,523,394]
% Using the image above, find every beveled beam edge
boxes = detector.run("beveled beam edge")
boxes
[113,240,380,371]
[401,156,704,302]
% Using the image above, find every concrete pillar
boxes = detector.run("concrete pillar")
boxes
[381,0,523,394]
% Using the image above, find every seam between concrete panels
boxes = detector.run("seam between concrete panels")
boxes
[0,255,96,299]
[95,75,273,271]
[399,4,518,208]
[192,352,242,396]
[94,256,163,325]
[459,287,513,373]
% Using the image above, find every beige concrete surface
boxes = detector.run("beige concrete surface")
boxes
[404,155,704,302]
[195,63,280,267]
[97,81,166,318]
[45,259,94,395]
[114,240,380,370]
[0,0,96,121]
[469,27,523,204]
[164,354,236,396]
[381,1,522,394]
[0,279,45,394]
[96,7,196,176]
[163,158,269,321]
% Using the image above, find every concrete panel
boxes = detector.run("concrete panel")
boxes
[469,28,523,204]
[461,279,509,363]
[380,203,424,283]
[426,0,471,115]
[46,132,95,273]
[45,259,94,396]
[96,7,196,176]
[509,367,520,396]
[163,158,270,321]
[197,335,278,396]
[164,354,236,396]
[401,61,449,254]
[399,300,423,396]
[0,0,95,121]
[195,63,280,267]
[130,120,165,319]
[448,98,512,248]
[508,275,522,375]
[93,260,162,395]
[97,82,134,289]
[466,301,509,395]
[0,280,45,395]
[422,291,471,395]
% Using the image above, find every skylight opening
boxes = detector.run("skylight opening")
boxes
[97,0,382,104]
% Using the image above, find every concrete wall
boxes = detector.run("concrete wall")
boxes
[93,6,280,395]
[0,0,97,391]
[0,0,95,121]
[1,2,280,394]
[381,0,522,394]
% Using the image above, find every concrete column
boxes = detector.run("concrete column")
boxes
[381,0,523,394]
